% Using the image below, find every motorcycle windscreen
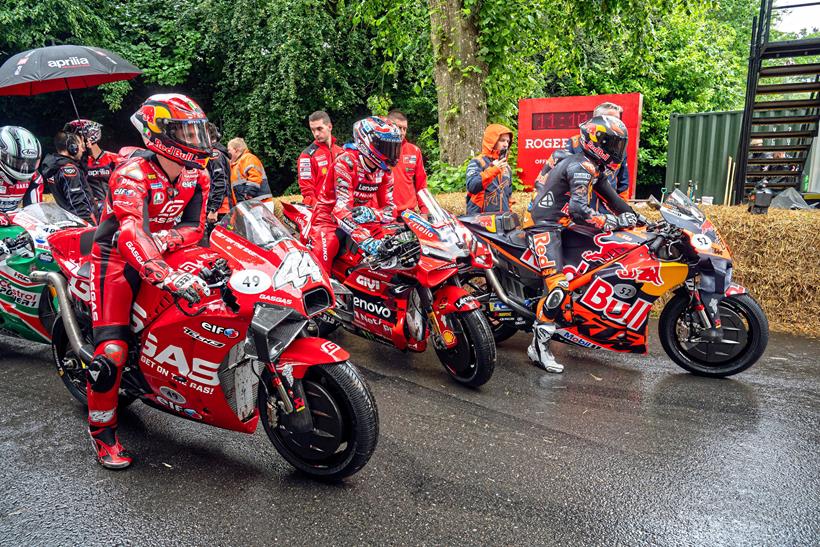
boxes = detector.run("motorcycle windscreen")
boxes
[217,199,292,248]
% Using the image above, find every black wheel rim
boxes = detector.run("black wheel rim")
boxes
[436,316,476,379]
[674,299,751,366]
[274,379,348,462]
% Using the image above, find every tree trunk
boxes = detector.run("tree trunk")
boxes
[428,0,488,165]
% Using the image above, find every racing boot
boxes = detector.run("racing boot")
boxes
[89,425,132,470]
[527,322,564,373]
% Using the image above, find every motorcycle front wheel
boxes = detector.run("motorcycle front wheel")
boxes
[434,309,496,387]
[259,361,379,481]
[659,293,769,378]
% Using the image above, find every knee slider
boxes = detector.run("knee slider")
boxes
[87,342,127,393]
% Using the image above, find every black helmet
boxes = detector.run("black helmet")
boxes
[0,126,41,181]
[579,115,628,171]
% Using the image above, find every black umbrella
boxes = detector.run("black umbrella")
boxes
[0,44,141,118]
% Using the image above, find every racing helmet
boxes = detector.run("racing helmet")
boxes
[579,115,628,172]
[0,126,42,182]
[130,94,212,169]
[64,119,103,144]
[353,116,402,171]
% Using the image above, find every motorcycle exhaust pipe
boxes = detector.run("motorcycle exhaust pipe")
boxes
[29,270,94,363]
[484,268,536,321]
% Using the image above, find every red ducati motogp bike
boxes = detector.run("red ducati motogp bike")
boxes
[282,189,497,387]
[33,200,378,479]
[460,190,768,377]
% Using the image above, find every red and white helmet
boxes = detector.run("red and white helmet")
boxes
[352,116,402,171]
[130,94,212,169]
[64,119,103,144]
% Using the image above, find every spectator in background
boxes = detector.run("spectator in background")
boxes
[227,137,270,202]
[466,123,513,215]
[64,119,117,212]
[535,102,630,209]
[206,122,231,223]
[387,110,428,215]
[41,130,98,224]
[297,111,343,206]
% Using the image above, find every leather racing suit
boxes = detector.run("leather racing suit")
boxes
[308,147,396,272]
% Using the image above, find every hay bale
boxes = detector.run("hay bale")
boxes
[272,191,820,337]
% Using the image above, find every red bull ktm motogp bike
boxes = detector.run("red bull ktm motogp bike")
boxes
[460,190,768,377]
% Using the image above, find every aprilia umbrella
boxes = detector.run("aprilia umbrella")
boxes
[0,44,141,118]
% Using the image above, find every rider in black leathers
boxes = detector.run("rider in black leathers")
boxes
[526,115,640,373]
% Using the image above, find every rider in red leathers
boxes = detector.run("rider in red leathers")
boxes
[309,116,402,272]
[0,126,43,222]
[87,94,213,469]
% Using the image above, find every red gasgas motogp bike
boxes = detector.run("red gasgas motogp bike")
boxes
[282,189,497,387]
[33,199,378,479]
[459,190,768,377]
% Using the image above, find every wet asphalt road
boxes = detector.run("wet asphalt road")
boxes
[0,322,818,546]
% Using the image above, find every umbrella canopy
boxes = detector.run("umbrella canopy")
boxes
[0,44,141,96]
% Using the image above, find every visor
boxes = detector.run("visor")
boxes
[0,148,40,178]
[375,137,401,167]
[599,134,627,164]
[161,119,213,155]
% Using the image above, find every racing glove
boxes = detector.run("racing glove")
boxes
[160,269,211,304]
[0,212,11,227]
[616,211,639,229]
[351,206,378,225]
[0,238,9,256]
[151,229,186,253]
[358,237,383,256]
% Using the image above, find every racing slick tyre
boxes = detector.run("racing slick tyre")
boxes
[659,293,769,378]
[435,309,496,388]
[259,361,379,481]
[51,318,136,407]
[461,272,518,344]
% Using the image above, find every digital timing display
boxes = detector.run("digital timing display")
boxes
[532,111,593,131]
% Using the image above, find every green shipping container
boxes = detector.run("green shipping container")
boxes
[665,110,742,205]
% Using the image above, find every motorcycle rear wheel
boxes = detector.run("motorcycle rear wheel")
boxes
[434,309,496,387]
[659,293,769,378]
[259,361,379,481]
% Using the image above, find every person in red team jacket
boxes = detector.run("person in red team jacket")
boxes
[297,110,343,206]
[86,93,213,469]
[386,110,428,215]
[309,116,402,272]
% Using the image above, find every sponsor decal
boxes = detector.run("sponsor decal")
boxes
[68,277,92,303]
[524,137,570,149]
[181,180,196,188]
[183,326,226,348]
[353,295,393,320]
[124,241,145,265]
[153,192,164,205]
[582,232,637,263]
[47,57,90,69]
[113,188,135,196]
[406,215,436,239]
[579,278,652,331]
[201,322,240,339]
[354,274,381,292]
[555,329,602,349]
[531,231,556,269]
[259,293,294,306]
[272,251,323,290]
[454,295,477,309]
[62,166,77,176]
[156,396,202,419]
[229,269,272,295]
[320,340,345,360]
[141,332,221,386]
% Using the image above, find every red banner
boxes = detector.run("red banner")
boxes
[517,93,643,198]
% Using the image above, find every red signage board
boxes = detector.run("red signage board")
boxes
[517,93,643,197]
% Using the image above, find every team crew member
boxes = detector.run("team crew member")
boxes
[386,110,428,214]
[87,94,212,469]
[227,138,270,203]
[297,111,343,206]
[0,126,44,223]
[535,102,630,209]
[309,116,401,272]
[466,124,513,214]
[206,122,230,224]
[41,130,98,224]
[64,119,118,209]
[526,115,639,373]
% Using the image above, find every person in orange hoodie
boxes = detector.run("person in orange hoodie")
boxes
[465,123,513,214]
